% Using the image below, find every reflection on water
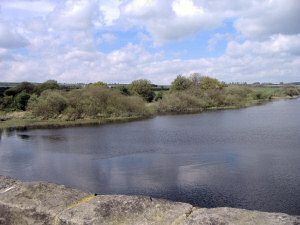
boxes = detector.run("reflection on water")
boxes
[0,98,300,215]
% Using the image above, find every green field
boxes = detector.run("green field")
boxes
[248,87,281,92]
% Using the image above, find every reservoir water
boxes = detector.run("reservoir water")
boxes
[1,98,300,215]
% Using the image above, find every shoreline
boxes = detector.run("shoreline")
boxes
[0,96,295,132]
[0,115,152,131]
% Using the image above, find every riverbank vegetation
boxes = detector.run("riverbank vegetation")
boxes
[1,75,299,129]
[156,74,299,113]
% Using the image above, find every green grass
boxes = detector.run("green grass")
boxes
[248,87,280,92]
[0,113,148,130]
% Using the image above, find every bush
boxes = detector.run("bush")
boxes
[0,96,14,111]
[4,82,35,97]
[154,91,163,101]
[199,77,223,90]
[115,85,130,95]
[27,90,68,119]
[282,87,300,97]
[170,75,192,92]
[223,86,254,106]
[35,80,60,95]
[251,90,273,100]
[157,91,207,112]
[14,91,31,110]
[128,79,154,102]
[64,86,150,119]
[89,81,109,88]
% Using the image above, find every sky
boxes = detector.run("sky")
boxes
[0,0,299,84]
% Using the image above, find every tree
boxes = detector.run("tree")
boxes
[90,81,108,88]
[4,82,35,97]
[27,90,68,119]
[14,91,31,110]
[170,75,192,92]
[189,73,205,87]
[154,91,163,101]
[199,77,223,90]
[35,80,60,94]
[128,79,154,102]
[115,85,130,95]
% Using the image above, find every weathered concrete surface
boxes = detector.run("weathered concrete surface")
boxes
[185,208,300,225]
[0,175,299,225]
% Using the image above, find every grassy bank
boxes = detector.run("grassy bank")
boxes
[0,96,293,131]
[0,113,150,130]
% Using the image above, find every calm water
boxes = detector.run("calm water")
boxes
[1,98,300,215]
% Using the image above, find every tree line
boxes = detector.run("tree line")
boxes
[0,74,299,120]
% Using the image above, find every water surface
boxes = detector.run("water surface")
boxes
[1,98,300,215]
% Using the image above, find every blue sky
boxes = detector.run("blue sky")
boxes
[0,0,299,84]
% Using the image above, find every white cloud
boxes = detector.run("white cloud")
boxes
[121,0,300,45]
[0,0,56,19]
[1,33,299,84]
[99,0,121,26]
[0,0,299,84]
[24,17,47,34]
[98,33,117,45]
[123,0,159,19]
[172,0,204,17]
[122,0,222,45]
[48,0,100,30]
[226,34,300,57]
[234,0,300,39]
[0,21,29,49]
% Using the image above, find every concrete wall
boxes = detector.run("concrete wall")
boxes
[0,175,299,225]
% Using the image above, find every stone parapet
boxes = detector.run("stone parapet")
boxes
[0,175,299,225]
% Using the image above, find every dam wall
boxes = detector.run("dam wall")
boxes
[0,175,299,225]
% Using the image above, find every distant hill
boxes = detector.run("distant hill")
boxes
[0,82,20,87]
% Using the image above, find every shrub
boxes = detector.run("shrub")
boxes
[27,90,68,119]
[90,81,109,88]
[128,79,154,102]
[115,85,130,95]
[170,75,192,92]
[4,82,35,97]
[199,77,223,90]
[154,91,163,101]
[35,80,60,95]
[64,86,150,119]
[251,90,273,100]
[14,91,31,110]
[157,91,206,112]
[282,87,300,97]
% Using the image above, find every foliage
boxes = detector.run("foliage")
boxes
[90,81,109,88]
[4,82,35,97]
[281,87,300,97]
[1,78,299,121]
[128,79,154,102]
[27,90,68,119]
[157,90,206,112]
[0,80,61,111]
[156,76,287,113]
[0,96,14,110]
[14,91,31,110]
[154,91,164,101]
[35,80,60,95]
[189,73,205,87]
[27,86,150,120]
[115,85,130,95]
[169,75,192,92]
[199,77,223,90]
